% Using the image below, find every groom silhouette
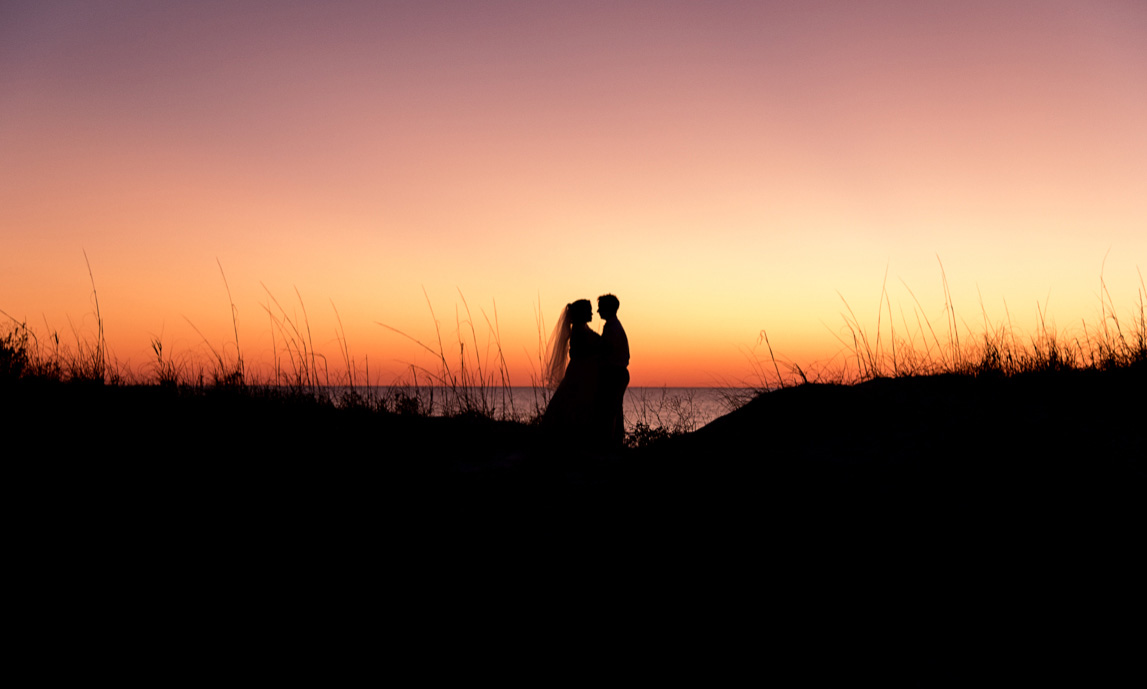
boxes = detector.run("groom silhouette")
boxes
[596,294,629,448]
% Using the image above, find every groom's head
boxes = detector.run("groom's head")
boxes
[597,294,619,320]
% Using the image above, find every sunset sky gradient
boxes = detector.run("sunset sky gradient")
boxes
[3,1,1145,386]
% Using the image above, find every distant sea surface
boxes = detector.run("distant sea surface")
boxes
[323,386,754,431]
[619,387,752,431]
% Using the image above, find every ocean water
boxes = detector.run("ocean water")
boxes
[324,386,755,432]
[620,387,753,432]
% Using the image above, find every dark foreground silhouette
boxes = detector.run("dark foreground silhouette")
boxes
[6,367,1144,654]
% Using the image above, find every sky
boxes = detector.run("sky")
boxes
[2,0,1145,386]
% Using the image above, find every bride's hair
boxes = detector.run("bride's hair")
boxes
[543,300,591,389]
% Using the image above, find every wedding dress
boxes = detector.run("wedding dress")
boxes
[541,303,600,441]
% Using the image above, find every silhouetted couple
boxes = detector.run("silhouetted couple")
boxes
[542,294,630,450]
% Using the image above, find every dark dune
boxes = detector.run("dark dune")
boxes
[660,371,1144,542]
[7,368,1143,617]
[8,367,1142,532]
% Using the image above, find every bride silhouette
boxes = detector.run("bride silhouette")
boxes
[541,299,600,444]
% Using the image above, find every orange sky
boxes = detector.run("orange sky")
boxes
[2,1,1145,386]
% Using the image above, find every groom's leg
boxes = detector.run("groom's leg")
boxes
[607,367,629,448]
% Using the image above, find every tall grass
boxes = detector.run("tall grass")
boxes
[376,288,537,420]
[0,260,539,421]
[147,332,184,387]
[744,261,1146,391]
[624,387,705,448]
[1,252,122,384]
[0,313,120,385]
